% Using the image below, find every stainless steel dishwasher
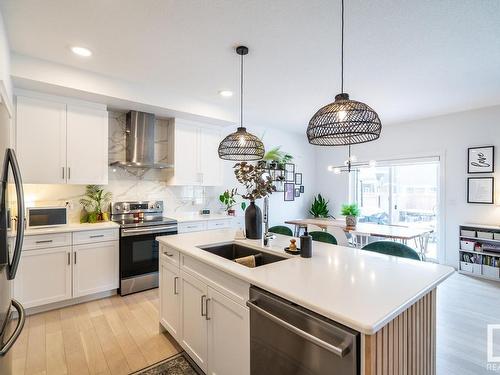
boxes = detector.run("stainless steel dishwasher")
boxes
[247,286,359,375]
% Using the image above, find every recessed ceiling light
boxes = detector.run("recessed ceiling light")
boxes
[71,46,92,57]
[218,90,233,97]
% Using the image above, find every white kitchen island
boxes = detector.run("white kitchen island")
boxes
[157,229,454,375]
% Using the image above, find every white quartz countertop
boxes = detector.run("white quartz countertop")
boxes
[157,229,454,335]
[8,221,119,237]
[168,212,238,223]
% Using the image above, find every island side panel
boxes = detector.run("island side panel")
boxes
[363,289,436,375]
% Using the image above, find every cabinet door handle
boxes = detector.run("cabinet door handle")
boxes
[62,167,65,180]
[164,251,174,257]
[67,253,70,265]
[201,295,207,317]
[68,167,71,180]
[90,234,104,238]
[173,276,179,295]
[74,253,77,264]
[36,240,53,244]
[205,298,211,320]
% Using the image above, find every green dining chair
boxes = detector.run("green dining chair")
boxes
[268,225,293,236]
[309,231,338,245]
[362,241,421,261]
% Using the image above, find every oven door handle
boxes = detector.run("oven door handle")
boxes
[246,300,350,358]
[121,225,177,237]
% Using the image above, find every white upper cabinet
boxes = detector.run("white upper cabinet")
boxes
[168,119,223,186]
[16,96,67,184]
[66,105,108,184]
[15,92,108,185]
[199,127,223,186]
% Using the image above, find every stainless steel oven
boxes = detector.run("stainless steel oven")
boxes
[111,201,177,296]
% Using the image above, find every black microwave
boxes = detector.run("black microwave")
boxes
[26,207,68,229]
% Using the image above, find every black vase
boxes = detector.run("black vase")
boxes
[245,201,262,239]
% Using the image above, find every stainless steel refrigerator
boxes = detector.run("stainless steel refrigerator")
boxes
[0,103,26,372]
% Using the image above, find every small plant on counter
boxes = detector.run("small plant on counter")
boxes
[341,203,360,227]
[219,189,238,216]
[79,185,112,223]
[309,194,330,218]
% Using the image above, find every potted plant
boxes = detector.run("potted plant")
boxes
[341,203,360,228]
[309,194,330,218]
[234,162,276,239]
[79,185,112,223]
[219,189,238,216]
[262,146,293,170]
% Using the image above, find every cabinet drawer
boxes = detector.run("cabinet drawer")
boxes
[206,219,231,230]
[73,229,119,245]
[182,254,249,306]
[179,221,207,233]
[23,232,72,250]
[160,245,180,267]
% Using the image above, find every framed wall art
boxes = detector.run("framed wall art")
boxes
[467,177,494,204]
[468,146,494,173]
[284,183,295,201]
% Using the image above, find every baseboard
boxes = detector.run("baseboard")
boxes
[23,289,118,316]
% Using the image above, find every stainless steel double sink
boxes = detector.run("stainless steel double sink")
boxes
[197,243,287,268]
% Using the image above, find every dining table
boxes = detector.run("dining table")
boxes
[284,218,434,259]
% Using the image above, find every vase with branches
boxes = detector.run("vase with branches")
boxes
[79,185,112,223]
[233,162,276,239]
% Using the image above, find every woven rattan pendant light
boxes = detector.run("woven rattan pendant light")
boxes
[218,46,265,161]
[306,0,382,146]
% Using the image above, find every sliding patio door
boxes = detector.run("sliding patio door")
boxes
[350,157,440,260]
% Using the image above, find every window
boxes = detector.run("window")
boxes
[350,157,440,260]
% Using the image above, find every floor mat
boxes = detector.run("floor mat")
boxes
[132,352,201,375]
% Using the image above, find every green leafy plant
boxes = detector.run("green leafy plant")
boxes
[233,162,276,201]
[263,146,293,167]
[309,194,330,218]
[341,203,360,217]
[79,185,112,223]
[219,189,237,212]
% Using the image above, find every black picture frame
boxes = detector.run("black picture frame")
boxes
[284,183,295,201]
[285,171,295,182]
[295,173,302,185]
[294,188,300,198]
[467,177,494,204]
[468,146,495,174]
[300,185,304,193]
[284,163,295,173]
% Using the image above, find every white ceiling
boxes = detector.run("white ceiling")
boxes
[1,0,500,132]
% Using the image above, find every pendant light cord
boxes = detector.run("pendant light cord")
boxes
[240,52,244,128]
[341,0,344,94]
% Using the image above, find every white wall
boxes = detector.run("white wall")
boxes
[315,105,500,267]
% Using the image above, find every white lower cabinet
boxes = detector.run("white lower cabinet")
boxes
[160,250,250,375]
[180,270,209,372]
[73,241,119,297]
[160,259,181,340]
[13,230,119,309]
[14,246,72,308]
[207,287,250,375]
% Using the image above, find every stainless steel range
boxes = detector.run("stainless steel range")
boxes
[111,201,177,296]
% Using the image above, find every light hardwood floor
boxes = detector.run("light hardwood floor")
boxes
[437,272,500,375]
[8,272,500,375]
[10,289,181,375]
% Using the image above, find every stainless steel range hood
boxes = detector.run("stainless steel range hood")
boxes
[110,111,172,169]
